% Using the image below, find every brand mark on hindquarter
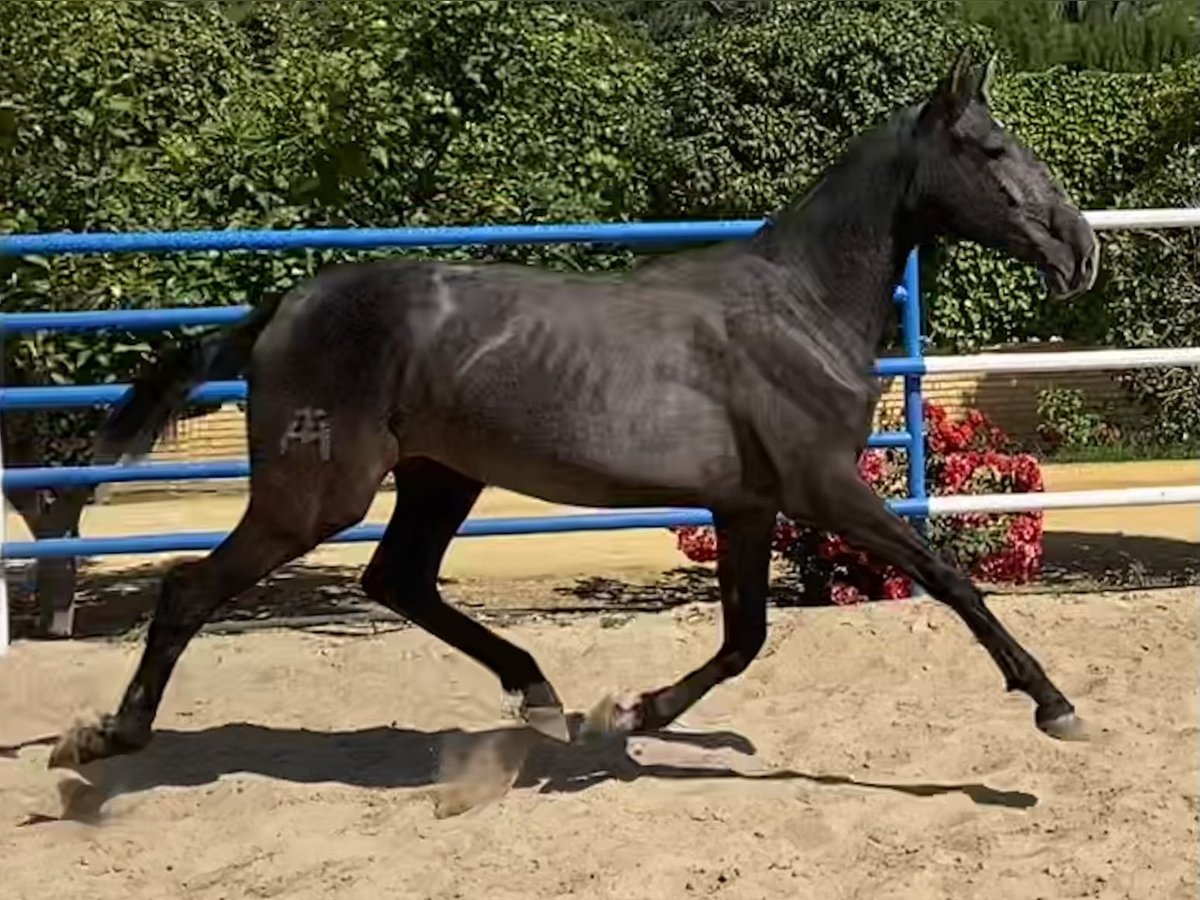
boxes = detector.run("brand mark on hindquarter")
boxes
[279,407,332,461]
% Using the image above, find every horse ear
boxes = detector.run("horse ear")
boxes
[917,46,975,131]
[946,45,974,92]
[974,52,998,105]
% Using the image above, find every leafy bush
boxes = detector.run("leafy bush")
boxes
[1035,387,1122,452]
[961,0,1198,73]
[672,403,1046,603]
[1101,142,1200,447]
[2,0,1195,468]
[0,0,674,630]
[647,0,993,219]
[0,0,669,470]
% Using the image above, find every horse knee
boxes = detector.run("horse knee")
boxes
[360,550,433,610]
[722,629,766,678]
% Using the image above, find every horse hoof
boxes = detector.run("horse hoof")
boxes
[1038,711,1090,742]
[47,715,147,769]
[581,694,641,741]
[47,721,105,770]
[523,705,570,744]
[581,694,617,741]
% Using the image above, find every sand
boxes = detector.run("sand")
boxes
[2,459,1197,897]
[1,586,1197,900]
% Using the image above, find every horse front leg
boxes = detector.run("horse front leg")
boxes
[786,461,1087,742]
[583,509,774,737]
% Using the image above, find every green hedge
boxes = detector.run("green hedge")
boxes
[1102,142,1199,445]
[1,0,1195,466]
[0,0,666,464]
[646,0,993,218]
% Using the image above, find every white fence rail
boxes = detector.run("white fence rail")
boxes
[917,201,1199,518]
[929,486,1200,515]
[925,346,1200,374]
[1084,208,1200,230]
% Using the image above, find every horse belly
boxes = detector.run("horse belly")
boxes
[399,402,743,510]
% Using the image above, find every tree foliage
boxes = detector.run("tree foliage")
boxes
[0,0,256,464]
[1,0,1196,469]
[646,0,994,217]
[1102,142,1200,445]
[962,0,1198,72]
[1,0,667,466]
[571,0,776,44]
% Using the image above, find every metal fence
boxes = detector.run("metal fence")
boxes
[2,209,1199,651]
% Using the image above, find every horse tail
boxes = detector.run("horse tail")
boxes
[96,293,286,463]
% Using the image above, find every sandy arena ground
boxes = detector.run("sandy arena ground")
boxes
[1,460,1197,899]
[1,588,1197,900]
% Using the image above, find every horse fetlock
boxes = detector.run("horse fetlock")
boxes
[519,679,562,712]
[48,713,152,770]
[522,704,570,744]
[1002,672,1026,693]
[581,692,644,742]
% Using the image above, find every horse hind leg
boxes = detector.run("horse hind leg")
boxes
[584,508,775,738]
[48,442,392,770]
[359,458,569,742]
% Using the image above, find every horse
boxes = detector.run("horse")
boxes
[47,47,1098,771]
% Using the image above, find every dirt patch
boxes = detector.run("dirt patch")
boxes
[1,587,1197,900]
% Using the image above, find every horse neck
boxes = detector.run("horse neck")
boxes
[748,137,918,359]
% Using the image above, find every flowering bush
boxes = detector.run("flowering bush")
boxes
[672,403,1045,605]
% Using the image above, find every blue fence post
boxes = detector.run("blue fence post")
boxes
[901,249,928,598]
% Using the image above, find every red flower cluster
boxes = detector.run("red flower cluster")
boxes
[927,405,1012,454]
[674,526,724,563]
[976,511,1043,583]
[935,449,1043,496]
[671,403,1046,605]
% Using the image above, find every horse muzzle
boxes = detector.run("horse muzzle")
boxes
[1041,207,1099,300]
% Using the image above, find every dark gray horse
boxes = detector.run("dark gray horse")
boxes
[49,48,1097,771]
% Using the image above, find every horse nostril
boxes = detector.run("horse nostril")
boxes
[1077,238,1100,290]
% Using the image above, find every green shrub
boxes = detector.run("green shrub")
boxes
[961,0,1198,73]
[1101,142,1200,446]
[2,0,1196,471]
[0,0,669,468]
[1035,387,1122,452]
[647,0,993,219]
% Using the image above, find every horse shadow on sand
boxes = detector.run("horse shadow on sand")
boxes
[7,714,1036,824]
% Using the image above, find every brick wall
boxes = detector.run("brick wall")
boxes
[150,404,248,462]
[872,368,1129,436]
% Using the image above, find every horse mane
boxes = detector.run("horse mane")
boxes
[760,103,924,241]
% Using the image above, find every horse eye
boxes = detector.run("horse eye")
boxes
[982,144,1006,160]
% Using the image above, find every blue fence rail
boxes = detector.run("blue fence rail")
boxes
[0,221,927,561]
